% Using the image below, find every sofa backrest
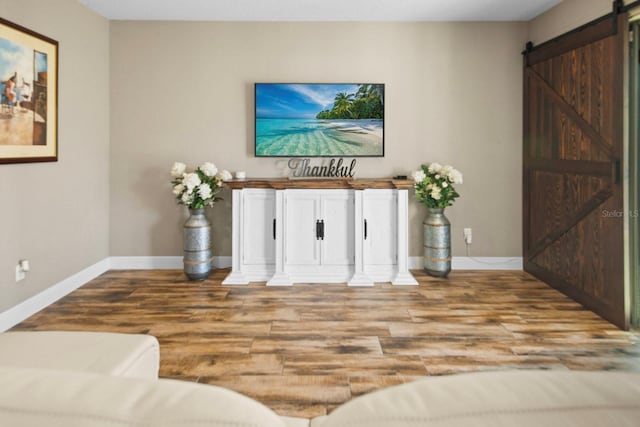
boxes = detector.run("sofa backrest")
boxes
[314,370,640,427]
[0,366,290,427]
[2,367,639,427]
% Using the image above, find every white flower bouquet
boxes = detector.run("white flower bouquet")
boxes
[170,162,232,209]
[411,163,463,208]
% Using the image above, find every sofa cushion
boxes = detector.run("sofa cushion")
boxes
[0,331,159,379]
[315,370,640,427]
[0,366,292,427]
[282,416,311,427]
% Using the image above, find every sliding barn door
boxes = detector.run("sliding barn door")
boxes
[523,13,627,329]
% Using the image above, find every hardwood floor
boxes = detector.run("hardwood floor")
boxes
[12,269,640,418]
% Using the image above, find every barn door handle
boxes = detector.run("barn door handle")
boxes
[364,219,368,240]
[272,219,276,240]
[613,159,621,184]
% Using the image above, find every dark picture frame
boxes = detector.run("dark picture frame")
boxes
[0,17,58,164]
[255,83,385,157]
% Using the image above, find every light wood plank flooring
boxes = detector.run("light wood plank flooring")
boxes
[12,269,640,418]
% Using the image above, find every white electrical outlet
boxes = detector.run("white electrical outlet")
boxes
[15,259,29,283]
[15,264,26,282]
[463,228,472,244]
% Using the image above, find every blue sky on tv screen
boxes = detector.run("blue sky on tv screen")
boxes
[256,83,360,119]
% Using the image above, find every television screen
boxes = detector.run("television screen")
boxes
[255,83,384,157]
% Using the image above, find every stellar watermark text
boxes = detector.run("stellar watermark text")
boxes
[601,209,639,218]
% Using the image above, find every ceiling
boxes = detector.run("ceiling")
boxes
[77,0,562,22]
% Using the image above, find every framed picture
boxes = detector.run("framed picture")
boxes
[255,83,384,157]
[0,18,58,164]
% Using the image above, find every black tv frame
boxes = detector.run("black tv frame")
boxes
[254,83,385,158]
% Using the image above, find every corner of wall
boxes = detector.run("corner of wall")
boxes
[527,0,612,46]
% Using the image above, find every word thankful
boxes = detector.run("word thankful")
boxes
[288,158,356,178]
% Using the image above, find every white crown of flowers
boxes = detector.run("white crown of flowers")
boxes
[170,162,232,209]
[411,163,463,208]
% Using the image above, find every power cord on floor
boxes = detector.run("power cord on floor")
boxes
[464,243,521,266]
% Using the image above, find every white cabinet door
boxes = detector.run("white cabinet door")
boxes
[363,190,397,266]
[242,190,276,265]
[321,191,355,265]
[285,192,321,266]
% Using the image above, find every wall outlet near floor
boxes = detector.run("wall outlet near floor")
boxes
[463,228,472,244]
[15,259,30,283]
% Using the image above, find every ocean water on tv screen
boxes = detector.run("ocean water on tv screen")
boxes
[255,118,383,157]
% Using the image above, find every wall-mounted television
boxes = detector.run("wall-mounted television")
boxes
[255,83,384,157]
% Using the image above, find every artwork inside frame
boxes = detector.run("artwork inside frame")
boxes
[0,17,58,164]
[255,83,384,157]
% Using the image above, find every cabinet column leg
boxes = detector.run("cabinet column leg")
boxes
[267,190,293,286]
[392,189,418,285]
[223,189,249,285]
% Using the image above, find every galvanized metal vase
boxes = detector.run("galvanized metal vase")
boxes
[423,207,451,277]
[183,208,212,281]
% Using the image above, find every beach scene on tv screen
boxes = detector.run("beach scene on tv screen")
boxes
[255,83,384,157]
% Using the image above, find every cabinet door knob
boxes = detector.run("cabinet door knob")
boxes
[316,220,321,240]
[273,219,276,240]
[320,220,325,240]
[364,219,368,240]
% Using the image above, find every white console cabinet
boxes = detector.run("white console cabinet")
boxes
[222,179,417,286]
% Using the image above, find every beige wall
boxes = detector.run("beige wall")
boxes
[0,0,110,312]
[528,0,612,45]
[110,21,527,258]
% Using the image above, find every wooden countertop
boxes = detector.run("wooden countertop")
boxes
[225,178,414,190]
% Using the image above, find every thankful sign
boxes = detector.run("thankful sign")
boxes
[288,158,356,178]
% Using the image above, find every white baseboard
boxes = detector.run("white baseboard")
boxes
[0,258,110,332]
[408,257,420,269]
[213,256,232,268]
[109,257,521,271]
[109,256,232,269]
[409,256,523,270]
[0,255,521,332]
[109,256,182,269]
[452,256,523,270]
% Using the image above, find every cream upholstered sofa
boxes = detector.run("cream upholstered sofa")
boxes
[1,331,639,426]
[0,331,159,379]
